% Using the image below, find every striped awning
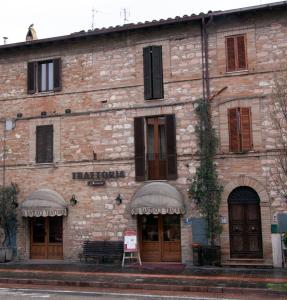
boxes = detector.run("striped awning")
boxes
[130,182,185,215]
[20,189,67,217]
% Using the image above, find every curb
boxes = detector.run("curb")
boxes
[0,277,286,297]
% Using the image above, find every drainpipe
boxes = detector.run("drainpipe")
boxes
[201,14,213,101]
[0,119,5,187]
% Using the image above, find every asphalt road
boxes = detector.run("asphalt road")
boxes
[0,288,241,300]
[0,287,284,300]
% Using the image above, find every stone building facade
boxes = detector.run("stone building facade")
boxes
[0,2,286,266]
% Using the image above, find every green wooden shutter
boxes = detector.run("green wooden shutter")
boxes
[53,58,62,92]
[36,125,53,163]
[143,47,153,100]
[27,62,36,94]
[166,114,177,180]
[151,46,164,99]
[134,117,146,181]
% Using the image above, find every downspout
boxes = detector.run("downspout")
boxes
[201,14,213,101]
[0,120,5,187]
[2,123,5,187]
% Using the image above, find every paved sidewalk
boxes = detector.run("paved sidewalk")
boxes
[0,261,285,297]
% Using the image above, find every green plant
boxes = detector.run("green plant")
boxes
[189,99,223,246]
[283,233,287,248]
[0,183,18,247]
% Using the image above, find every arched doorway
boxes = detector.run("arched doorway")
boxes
[228,186,263,258]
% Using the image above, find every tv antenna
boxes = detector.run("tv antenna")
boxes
[91,7,102,30]
[3,37,8,45]
[120,8,130,24]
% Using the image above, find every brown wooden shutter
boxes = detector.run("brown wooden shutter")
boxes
[236,35,247,70]
[143,47,153,100]
[36,125,53,163]
[134,117,146,181]
[27,62,36,94]
[166,114,177,180]
[228,108,240,152]
[226,37,236,72]
[240,107,252,151]
[53,58,62,92]
[151,46,163,99]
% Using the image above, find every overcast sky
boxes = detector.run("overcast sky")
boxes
[0,0,282,44]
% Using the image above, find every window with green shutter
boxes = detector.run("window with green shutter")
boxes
[36,125,54,163]
[134,115,177,181]
[27,58,61,94]
[143,46,164,100]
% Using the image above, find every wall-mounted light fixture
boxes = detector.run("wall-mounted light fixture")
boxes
[41,111,47,117]
[70,194,77,206]
[115,194,122,205]
[16,113,23,118]
[65,109,71,114]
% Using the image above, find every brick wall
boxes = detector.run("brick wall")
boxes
[0,9,286,264]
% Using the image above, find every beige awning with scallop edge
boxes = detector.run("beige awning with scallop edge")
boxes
[130,182,185,215]
[20,189,67,217]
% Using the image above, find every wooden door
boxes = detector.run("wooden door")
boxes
[229,203,263,258]
[147,117,167,180]
[30,217,63,259]
[139,215,181,262]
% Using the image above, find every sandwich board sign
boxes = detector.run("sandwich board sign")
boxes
[124,229,137,252]
[122,229,142,267]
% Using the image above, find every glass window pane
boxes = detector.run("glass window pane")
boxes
[32,218,45,243]
[158,124,166,160]
[49,217,63,243]
[48,62,54,90]
[147,124,155,160]
[40,63,47,91]
[141,215,159,241]
[163,215,180,241]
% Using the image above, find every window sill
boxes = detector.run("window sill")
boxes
[225,69,249,75]
[28,90,60,97]
[33,162,57,168]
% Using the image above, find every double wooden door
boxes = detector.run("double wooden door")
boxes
[30,217,63,259]
[229,203,263,258]
[138,215,181,262]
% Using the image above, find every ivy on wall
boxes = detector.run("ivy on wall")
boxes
[189,99,223,246]
[0,183,18,247]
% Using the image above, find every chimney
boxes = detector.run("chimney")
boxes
[26,24,38,41]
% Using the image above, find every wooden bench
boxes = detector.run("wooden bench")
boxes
[79,240,124,263]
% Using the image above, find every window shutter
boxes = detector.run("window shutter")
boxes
[236,35,247,70]
[226,37,236,72]
[36,125,53,163]
[166,114,177,180]
[134,117,146,181]
[53,58,62,92]
[228,108,240,152]
[151,46,163,99]
[143,47,153,100]
[27,62,36,94]
[240,107,252,151]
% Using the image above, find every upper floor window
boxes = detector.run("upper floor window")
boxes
[143,46,164,100]
[228,107,252,153]
[226,35,247,72]
[134,114,177,181]
[36,125,53,163]
[27,58,61,94]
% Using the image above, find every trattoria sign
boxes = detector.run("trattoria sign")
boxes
[72,171,125,187]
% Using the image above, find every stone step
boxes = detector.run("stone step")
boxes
[222,259,273,269]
